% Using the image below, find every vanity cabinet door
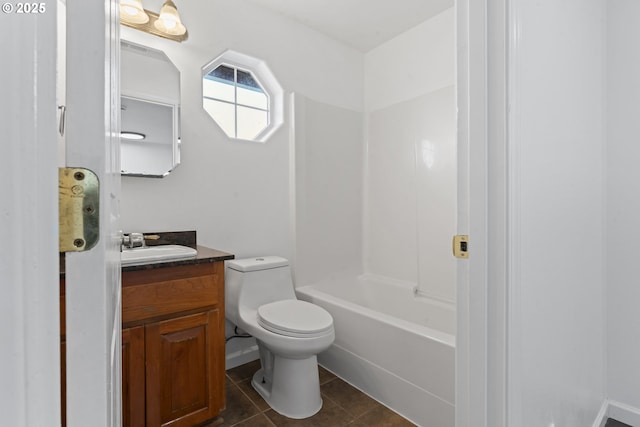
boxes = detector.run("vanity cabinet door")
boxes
[145,309,224,427]
[122,326,146,427]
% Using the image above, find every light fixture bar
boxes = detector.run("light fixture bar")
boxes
[120,8,188,43]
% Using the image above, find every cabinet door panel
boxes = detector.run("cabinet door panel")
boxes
[122,326,145,427]
[146,310,223,427]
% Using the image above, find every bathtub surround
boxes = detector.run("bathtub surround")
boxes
[365,87,456,301]
[290,9,456,298]
[363,8,456,302]
[291,95,364,285]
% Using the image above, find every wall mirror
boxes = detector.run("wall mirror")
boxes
[121,40,180,177]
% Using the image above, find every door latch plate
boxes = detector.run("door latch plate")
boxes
[453,235,469,259]
[59,167,100,252]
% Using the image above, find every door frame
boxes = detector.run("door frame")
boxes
[456,0,508,426]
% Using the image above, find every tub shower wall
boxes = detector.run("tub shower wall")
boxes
[364,7,457,302]
[291,94,364,286]
[366,86,456,301]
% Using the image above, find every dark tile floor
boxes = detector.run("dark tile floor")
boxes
[206,359,417,427]
[605,419,634,427]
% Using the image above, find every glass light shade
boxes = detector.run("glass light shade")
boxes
[120,0,149,24]
[154,0,186,36]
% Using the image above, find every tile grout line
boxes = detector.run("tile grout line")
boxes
[231,378,266,415]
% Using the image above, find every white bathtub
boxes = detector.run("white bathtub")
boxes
[296,274,455,427]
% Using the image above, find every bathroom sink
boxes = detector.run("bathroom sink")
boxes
[121,245,198,266]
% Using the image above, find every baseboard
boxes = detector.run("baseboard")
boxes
[225,344,259,370]
[592,399,640,427]
[593,401,609,427]
[609,400,640,426]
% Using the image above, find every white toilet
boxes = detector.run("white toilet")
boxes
[225,256,335,419]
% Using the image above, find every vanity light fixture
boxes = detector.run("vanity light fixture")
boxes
[121,131,146,140]
[120,0,149,24]
[119,0,188,43]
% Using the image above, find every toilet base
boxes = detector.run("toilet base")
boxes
[251,355,323,419]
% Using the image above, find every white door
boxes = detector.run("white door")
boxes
[64,1,122,426]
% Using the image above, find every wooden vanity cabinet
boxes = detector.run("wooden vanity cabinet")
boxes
[61,260,226,427]
[122,261,226,427]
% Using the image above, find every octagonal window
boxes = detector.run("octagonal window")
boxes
[202,51,283,142]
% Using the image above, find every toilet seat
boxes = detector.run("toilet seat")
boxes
[257,300,334,338]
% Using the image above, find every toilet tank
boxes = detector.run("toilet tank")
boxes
[225,256,297,325]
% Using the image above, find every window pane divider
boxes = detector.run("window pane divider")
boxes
[203,96,268,112]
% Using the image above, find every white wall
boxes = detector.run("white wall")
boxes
[606,0,640,412]
[119,0,363,262]
[363,8,456,302]
[507,1,606,425]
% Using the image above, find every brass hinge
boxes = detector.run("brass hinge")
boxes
[452,235,469,259]
[59,167,100,252]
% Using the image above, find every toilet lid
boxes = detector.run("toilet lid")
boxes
[257,300,333,338]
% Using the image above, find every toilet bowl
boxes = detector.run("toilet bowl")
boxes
[225,256,335,419]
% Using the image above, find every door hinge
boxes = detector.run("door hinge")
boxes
[453,235,469,259]
[59,167,100,252]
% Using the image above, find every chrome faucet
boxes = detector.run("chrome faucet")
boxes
[122,232,145,249]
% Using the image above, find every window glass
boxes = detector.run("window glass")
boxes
[237,86,268,110]
[237,106,268,141]
[203,98,235,137]
[203,77,234,103]
[202,64,270,140]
